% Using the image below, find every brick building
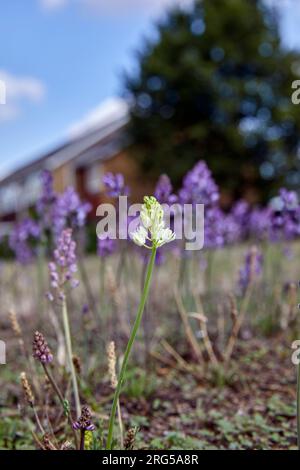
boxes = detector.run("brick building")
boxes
[0,115,154,230]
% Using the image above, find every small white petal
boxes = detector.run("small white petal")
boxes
[131,226,147,247]
[156,227,176,247]
[140,208,152,229]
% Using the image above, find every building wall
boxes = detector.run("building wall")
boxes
[50,149,156,219]
[53,163,75,193]
[0,147,156,223]
[102,150,155,203]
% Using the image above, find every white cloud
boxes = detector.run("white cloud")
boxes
[82,0,193,14]
[0,70,46,122]
[39,0,193,15]
[39,0,68,11]
[0,104,19,123]
[67,97,128,137]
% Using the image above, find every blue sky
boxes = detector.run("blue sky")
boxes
[0,0,300,178]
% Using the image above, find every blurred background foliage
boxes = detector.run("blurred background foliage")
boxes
[125,0,300,205]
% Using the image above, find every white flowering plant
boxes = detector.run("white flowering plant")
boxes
[131,196,176,249]
[106,196,175,449]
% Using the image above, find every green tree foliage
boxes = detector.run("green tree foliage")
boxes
[125,0,300,203]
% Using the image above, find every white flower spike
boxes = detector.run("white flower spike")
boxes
[131,196,176,249]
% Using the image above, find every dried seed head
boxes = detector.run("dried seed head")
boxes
[42,433,57,450]
[72,355,82,375]
[73,405,95,431]
[9,310,22,337]
[106,341,117,389]
[106,267,122,311]
[60,441,74,450]
[124,428,136,450]
[32,331,53,364]
[20,372,34,406]
[288,282,297,302]
[228,293,238,320]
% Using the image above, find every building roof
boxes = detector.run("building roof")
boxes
[0,115,129,188]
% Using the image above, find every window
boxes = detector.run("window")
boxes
[85,163,103,195]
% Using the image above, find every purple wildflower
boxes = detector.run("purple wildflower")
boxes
[36,171,57,229]
[54,187,92,235]
[271,188,300,241]
[97,236,117,257]
[82,304,89,315]
[222,212,241,245]
[103,172,129,198]
[9,218,41,264]
[249,207,271,241]
[204,207,226,249]
[179,161,219,206]
[230,200,252,241]
[238,246,263,294]
[72,405,95,431]
[154,174,177,204]
[32,331,53,364]
[48,228,79,300]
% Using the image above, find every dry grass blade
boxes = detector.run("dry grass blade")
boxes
[173,286,204,362]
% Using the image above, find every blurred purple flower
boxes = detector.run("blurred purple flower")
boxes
[230,200,251,241]
[54,187,92,235]
[103,172,129,198]
[238,246,263,294]
[82,304,90,315]
[179,161,219,206]
[48,228,79,300]
[222,213,241,245]
[36,171,57,229]
[269,188,300,241]
[249,207,271,241]
[97,236,117,257]
[9,218,41,264]
[204,207,225,249]
[154,174,177,204]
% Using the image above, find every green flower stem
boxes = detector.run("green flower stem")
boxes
[297,362,300,450]
[62,298,81,419]
[106,246,157,450]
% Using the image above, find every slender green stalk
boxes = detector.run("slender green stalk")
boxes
[297,362,300,450]
[36,246,46,315]
[62,298,81,418]
[106,247,157,450]
[78,254,98,319]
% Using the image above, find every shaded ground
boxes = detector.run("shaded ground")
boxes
[0,335,297,449]
[112,337,297,450]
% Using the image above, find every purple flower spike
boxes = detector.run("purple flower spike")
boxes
[9,218,41,265]
[33,331,53,364]
[72,405,95,432]
[154,174,177,204]
[53,187,92,235]
[268,188,300,242]
[179,161,219,207]
[48,228,79,300]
